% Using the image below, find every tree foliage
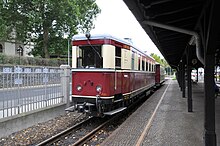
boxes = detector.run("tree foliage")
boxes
[150,53,169,67]
[0,0,100,58]
[150,53,174,75]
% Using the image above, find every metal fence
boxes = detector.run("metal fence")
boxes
[0,65,64,118]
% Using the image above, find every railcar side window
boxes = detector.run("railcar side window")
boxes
[146,61,148,71]
[131,52,135,70]
[115,47,121,68]
[142,60,145,71]
[138,55,141,70]
[151,63,153,71]
[77,45,103,68]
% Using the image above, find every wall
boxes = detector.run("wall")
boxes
[0,103,66,138]
[0,41,33,57]
[4,42,16,56]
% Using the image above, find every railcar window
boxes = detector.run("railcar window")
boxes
[115,46,121,68]
[149,62,151,71]
[138,60,140,70]
[131,52,135,70]
[77,45,103,68]
[146,61,148,71]
[138,55,141,70]
[151,63,153,71]
[142,60,145,71]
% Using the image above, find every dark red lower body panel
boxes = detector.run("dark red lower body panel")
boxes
[72,71,155,97]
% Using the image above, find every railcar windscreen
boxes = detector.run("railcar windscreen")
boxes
[77,45,103,68]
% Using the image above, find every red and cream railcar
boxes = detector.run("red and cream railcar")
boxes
[70,34,156,116]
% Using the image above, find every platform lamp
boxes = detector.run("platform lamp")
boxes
[68,38,70,66]
[66,28,71,66]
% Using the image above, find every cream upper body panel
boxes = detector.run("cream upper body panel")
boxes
[102,45,115,69]
[72,46,77,68]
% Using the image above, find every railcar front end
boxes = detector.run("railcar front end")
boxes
[72,69,119,116]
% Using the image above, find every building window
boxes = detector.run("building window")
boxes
[0,44,3,53]
[16,46,24,56]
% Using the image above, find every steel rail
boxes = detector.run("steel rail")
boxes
[72,112,122,146]
[36,114,91,146]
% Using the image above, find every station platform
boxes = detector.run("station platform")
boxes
[101,79,220,146]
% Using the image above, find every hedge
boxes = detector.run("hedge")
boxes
[0,53,68,67]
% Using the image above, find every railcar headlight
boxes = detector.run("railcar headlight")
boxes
[96,85,102,92]
[76,85,82,91]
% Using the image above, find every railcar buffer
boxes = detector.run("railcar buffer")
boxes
[65,105,76,112]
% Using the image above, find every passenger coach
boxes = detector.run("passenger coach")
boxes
[69,33,156,116]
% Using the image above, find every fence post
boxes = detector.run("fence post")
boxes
[60,65,71,108]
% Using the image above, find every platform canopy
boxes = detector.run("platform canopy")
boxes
[123,0,220,69]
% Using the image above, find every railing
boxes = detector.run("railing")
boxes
[0,65,65,118]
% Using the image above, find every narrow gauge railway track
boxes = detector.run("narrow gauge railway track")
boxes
[79,95,153,146]
[36,113,118,146]
[81,93,155,146]
[73,114,119,146]
[36,115,94,146]
[37,90,155,146]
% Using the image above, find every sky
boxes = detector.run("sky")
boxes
[91,0,163,58]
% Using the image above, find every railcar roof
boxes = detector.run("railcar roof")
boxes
[72,33,130,46]
[72,33,155,61]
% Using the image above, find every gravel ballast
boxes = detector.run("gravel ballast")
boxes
[0,112,84,146]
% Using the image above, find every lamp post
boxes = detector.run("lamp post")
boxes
[17,46,23,65]
[68,38,70,66]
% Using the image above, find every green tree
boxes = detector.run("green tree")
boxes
[150,53,168,67]
[0,0,100,58]
[150,53,173,75]
[150,53,161,64]
[161,58,169,68]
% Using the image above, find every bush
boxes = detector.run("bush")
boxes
[0,53,6,64]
